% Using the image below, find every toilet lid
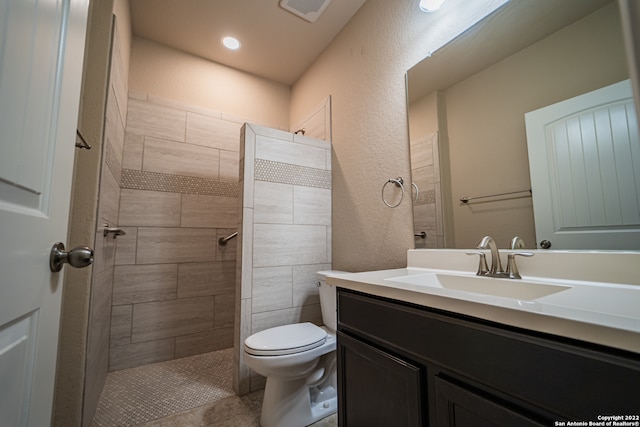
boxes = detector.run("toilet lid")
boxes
[244,322,327,356]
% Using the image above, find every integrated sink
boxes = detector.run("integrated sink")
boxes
[387,273,571,300]
[329,250,640,353]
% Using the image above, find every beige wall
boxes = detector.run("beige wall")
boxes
[128,37,291,130]
[444,2,628,249]
[113,0,132,77]
[409,93,438,140]
[290,0,506,272]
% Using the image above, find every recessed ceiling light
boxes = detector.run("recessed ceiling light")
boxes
[222,36,241,50]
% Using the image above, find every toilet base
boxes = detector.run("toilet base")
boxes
[310,384,337,420]
[260,376,337,427]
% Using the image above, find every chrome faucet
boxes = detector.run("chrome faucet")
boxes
[510,236,526,250]
[477,235,504,276]
[467,235,535,279]
[505,251,534,279]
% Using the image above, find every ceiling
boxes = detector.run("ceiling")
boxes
[407,0,614,103]
[130,0,367,86]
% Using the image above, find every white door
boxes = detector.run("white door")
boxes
[0,1,89,426]
[525,80,640,249]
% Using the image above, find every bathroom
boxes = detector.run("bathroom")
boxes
[56,0,443,424]
[1,0,638,425]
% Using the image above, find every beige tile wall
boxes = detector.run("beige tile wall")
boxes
[234,124,332,394]
[109,94,242,370]
[82,20,128,426]
[411,132,444,249]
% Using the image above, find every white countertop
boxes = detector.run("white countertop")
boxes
[329,266,640,354]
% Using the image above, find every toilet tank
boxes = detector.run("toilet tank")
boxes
[316,270,346,333]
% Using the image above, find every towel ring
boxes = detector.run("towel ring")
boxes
[382,177,405,208]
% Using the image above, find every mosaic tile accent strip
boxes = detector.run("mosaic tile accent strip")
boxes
[91,349,234,427]
[121,169,238,197]
[255,159,331,189]
[415,189,436,206]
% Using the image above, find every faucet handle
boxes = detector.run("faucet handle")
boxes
[506,252,534,279]
[510,236,526,250]
[466,251,489,276]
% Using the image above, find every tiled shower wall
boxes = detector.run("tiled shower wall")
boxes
[82,20,128,426]
[411,131,444,248]
[234,124,332,394]
[109,93,242,370]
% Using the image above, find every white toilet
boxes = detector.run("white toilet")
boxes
[244,270,342,427]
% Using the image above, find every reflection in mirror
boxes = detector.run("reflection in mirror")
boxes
[407,0,639,250]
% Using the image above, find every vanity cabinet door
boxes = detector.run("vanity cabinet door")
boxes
[337,331,426,427]
[434,376,546,427]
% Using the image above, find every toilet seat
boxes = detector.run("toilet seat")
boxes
[244,322,327,356]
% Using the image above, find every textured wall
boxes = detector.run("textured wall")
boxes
[113,0,132,82]
[128,37,290,130]
[290,0,508,272]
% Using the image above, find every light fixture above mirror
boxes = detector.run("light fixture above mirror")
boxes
[419,0,448,13]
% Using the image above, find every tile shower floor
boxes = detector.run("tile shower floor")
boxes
[90,348,337,426]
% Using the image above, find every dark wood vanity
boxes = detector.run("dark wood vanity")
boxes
[337,288,640,426]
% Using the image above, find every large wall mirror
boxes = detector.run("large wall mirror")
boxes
[407,0,640,250]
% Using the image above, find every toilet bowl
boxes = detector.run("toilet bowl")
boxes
[243,270,343,427]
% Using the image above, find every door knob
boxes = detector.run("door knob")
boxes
[539,240,552,249]
[50,242,94,272]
